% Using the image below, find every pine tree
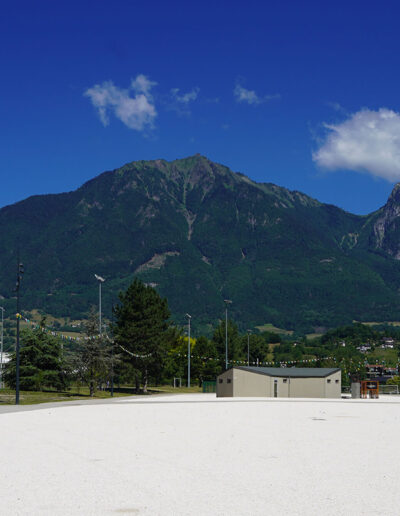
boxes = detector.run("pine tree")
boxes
[4,318,67,391]
[113,279,177,392]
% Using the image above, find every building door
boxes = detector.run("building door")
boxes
[274,380,278,397]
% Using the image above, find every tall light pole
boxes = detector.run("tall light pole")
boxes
[247,329,251,366]
[0,306,4,388]
[224,299,232,370]
[186,314,191,388]
[15,261,24,404]
[110,303,115,397]
[94,274,105,334]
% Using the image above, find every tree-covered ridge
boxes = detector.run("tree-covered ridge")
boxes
[1,154,400,333]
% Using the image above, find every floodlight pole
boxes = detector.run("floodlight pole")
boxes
[0,307,4,388]
[15,261,24,405]
[111,304,114,397]
[186,314,191,388]
[94,274,105,335]
[224,300,232,370]
[247,329,251,366]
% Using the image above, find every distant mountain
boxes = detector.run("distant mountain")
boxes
[1,154,400,334]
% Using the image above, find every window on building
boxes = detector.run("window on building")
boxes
[218,379,223,384]
[327,379,331,383]
[283,378,288,383]
[335,379,339,383]
[227,379,232,384]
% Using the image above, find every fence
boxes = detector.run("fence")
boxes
[202,381,216,393]
[342,384,399,395]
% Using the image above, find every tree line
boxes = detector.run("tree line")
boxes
[3,279,400,394]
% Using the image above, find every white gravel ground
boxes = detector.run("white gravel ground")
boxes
[0,393,399,516]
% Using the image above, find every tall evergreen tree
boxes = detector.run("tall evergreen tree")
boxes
[4,318,67,391]
[113,279,177,391]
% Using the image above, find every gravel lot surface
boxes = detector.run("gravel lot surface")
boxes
[0,393,399,515]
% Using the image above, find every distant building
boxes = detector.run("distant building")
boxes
[216,367,341,398]
[1,352,10,365]
[365,364,398,384]
[357,345,371,353]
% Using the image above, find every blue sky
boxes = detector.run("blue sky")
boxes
[1,0,400,214]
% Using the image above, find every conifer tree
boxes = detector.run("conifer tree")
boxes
[4,318,67,391]
[113,279,177,391]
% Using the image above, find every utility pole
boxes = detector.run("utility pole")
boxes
[15,261,24,405]
[224,300,232,370]
[247,329,251,366]
[0,306,4,389]
[186,314,191,388]
[94,274,105,334]
[111,304,114,397]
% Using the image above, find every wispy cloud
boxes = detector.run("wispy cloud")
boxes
[234,83,280,105]
[313,108,400,181]
[167,87,199,115]
[84,74,157,131]
[326,101,346,113]
[170,87,199,104]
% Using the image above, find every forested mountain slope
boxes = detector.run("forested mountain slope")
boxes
[1,154,400,333]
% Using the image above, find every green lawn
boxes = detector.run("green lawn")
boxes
[255,323,293,335]
[366,348,399,366]
[0,387,132,405]
[355,320,400,327]
[0,384,203,405]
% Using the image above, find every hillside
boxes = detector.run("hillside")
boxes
[1,154,400,333]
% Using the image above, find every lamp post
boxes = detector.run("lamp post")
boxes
[15,262,24,405]
[94,274,105,334]
[224,299,232,370]
[247,329,251,366]
[186,314,191,388]
[111,304,115,397]
[0,306,4,388]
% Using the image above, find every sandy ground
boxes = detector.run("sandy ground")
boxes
[0,393,399,516]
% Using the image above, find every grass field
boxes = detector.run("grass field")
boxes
[0,384,202,405]
[255,323,293,335]
[305,333,324,340]
[365,347,398,366]
[355,320,400,327]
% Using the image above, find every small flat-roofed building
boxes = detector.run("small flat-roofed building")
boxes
[216,366,341,398]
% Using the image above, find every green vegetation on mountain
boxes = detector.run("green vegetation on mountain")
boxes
[1,154,400,335]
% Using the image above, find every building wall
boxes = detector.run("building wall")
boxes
[232,368,271,397]
[324,370,341,398]
[216,368,234,397]
[217,369,342,398]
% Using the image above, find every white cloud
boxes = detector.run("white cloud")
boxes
[234,84,280,105]
[313,108,400,181]
[170,87,199,104]
[84,74,157,131]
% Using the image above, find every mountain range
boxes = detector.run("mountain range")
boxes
[2,154,400,334]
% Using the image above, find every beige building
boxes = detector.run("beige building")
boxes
[217,366,341,398]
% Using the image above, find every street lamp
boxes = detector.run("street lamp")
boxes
[94,274,105,334]
[110,303,115,398]
[224,300,232,370]
[186,314,191,388]
[15,262,24,404]
[0,306,4,388]
[247,329,252,366]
